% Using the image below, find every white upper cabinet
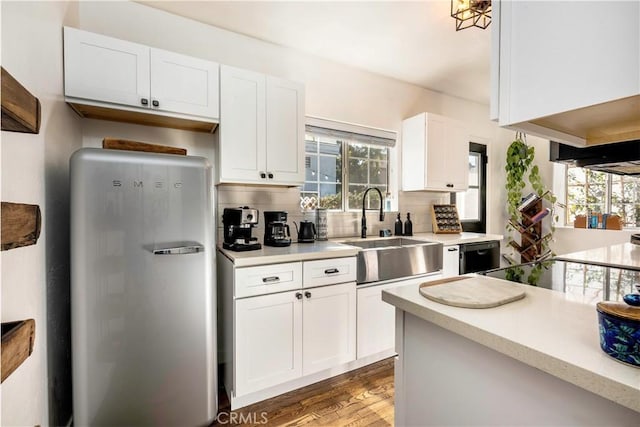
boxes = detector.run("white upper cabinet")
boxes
[219,65,305,186]
[492,0,640,146]
[402,112,469,192]
[150,48,219,119]
[64,26,150,109]
[63,27,219,131]
[265,77,305,184]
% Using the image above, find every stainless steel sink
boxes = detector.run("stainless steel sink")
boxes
[344,238,443,284]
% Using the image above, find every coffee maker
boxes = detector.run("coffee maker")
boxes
[264,211,292,247]
[222,206,262,251]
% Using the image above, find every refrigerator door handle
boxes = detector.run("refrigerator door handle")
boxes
[150,242,205,255]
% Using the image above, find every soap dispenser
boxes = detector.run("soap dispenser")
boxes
[394,213,403,236]
[404,213,413,236]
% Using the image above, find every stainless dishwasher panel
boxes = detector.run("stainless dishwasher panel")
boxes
[459,240,500,274]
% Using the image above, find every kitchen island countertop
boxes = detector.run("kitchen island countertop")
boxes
[556,242,640,270]
[382,276,640,414]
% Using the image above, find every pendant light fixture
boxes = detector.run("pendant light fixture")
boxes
[451,0,492,31]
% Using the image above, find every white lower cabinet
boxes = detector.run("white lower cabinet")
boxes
[357,282,398,359]
[442,245,460,277]
[231,257,357,399]
[302,282,356,375]
[356,274,444,361]
[235,291,303,396]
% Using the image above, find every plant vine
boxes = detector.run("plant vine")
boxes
[504,132,557,285]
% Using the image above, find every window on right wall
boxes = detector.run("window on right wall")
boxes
[565,166,640,227]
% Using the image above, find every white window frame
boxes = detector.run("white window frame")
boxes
[303,116,397,212]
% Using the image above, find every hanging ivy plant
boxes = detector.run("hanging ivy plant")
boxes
[504,133,557,284]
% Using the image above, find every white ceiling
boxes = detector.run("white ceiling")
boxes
[140,1,491,104]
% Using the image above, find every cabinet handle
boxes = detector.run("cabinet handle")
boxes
[295,292,303,300]
[304,291,311,299]
[140,98,149,106]
[268,172,274,179]
[446,183,454,188]
[324,268,339,275]
[447,248,458,252]
[152,99,160,107]
[259,171,266,179]
[262,276,280,283]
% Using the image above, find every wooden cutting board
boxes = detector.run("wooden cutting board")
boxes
[419,276,526,308]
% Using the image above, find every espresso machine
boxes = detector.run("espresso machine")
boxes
[222,207,262,251]
[264,211,292,247]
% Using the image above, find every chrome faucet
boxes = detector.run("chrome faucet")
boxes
[361,187,385,238]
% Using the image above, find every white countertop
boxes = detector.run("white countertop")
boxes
[382,276,640,413]
[219,232,502,267]
[218,241,359,267]
[556,242,640,270]
[335,231,503,246]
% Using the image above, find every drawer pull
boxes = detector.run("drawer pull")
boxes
[295,292,303,300]
[324,268,339,275]
[447,247,458,252]
[262,276,280,283]
[304,291,311,299]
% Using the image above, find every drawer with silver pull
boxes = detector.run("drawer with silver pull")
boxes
[303,257,357,288]
[235,262,303,298]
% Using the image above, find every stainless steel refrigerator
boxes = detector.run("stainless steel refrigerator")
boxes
[70,148,216,426]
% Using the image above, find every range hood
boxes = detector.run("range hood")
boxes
[549,140,640,175]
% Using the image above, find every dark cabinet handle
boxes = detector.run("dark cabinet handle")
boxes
[324,268,339,274]
[262,276,280,283]
[304,291,311,298]
[259,172,266,179]
[446,184,454,188]
[268,172,274,179]
[140,98,149,106]
[295,292,303,300]
[152,99,160,107]
[447,247,458,252]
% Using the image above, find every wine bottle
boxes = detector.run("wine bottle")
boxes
[394,213,404,236]
[404,213,413,236]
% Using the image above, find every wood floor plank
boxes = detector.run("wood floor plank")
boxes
[213,358,394,426]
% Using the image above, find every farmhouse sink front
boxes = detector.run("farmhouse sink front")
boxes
[344,238,443,284]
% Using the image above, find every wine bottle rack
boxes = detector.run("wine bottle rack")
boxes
[510,199,552,263]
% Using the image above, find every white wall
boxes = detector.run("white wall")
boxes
[1,1,82,426]
[75,0,516,238]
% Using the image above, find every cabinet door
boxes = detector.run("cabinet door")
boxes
[150,49,219,119]
[64,27,150,108]
[424,115,449,190]
[265,77,305,185]
[220,66,267,183]
[497,1,639,126]
[445,120,470,191]
[302,282,356,375]
[426,116,468,191]
[357,282,399,359]
[235,291,303,396]
[442,245,460,277]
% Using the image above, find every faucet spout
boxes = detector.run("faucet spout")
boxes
[361,187,385,238]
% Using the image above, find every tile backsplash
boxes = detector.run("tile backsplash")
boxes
[216,185,449,241]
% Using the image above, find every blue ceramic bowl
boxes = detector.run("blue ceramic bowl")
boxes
[597,308,640,367]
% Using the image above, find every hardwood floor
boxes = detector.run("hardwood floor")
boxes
[213,358,395,426]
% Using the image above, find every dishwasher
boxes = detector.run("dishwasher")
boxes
[459,240,500,274]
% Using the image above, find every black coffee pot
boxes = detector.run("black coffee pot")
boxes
[294,220,316,243]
